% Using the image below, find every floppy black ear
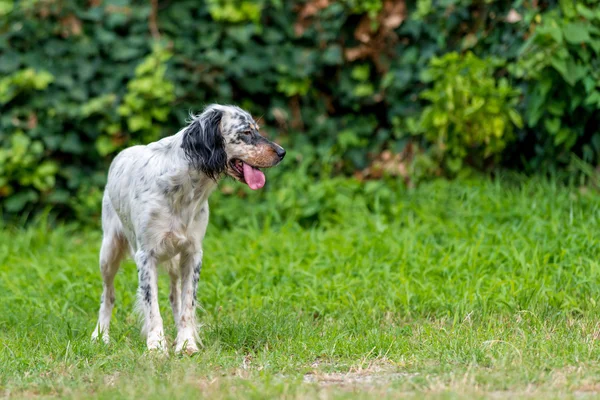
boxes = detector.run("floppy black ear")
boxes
[181,109,227,181]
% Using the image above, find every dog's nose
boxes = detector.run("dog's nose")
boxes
[275,146,286,160]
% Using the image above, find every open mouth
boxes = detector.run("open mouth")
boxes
[229,159,266,190]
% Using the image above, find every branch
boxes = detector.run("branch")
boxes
[149,0,161,40]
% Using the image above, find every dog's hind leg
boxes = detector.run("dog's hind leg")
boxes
[92,230,127,344]
[167,255,181,322]
[92,195,127,344]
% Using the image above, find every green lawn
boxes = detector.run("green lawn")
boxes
[2,177,600,399]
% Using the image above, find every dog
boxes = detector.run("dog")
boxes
[91,104,285,354]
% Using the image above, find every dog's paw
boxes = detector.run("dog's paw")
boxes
[91,328,110,344]
[147,334,168,354]
[175,339,199,356]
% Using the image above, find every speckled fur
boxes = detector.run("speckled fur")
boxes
[91,104,285,354]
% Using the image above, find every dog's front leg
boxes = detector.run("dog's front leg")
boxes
[175,249,202,354]
[135,250,166,353]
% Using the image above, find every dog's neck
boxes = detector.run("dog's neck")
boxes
[152,133,220,212]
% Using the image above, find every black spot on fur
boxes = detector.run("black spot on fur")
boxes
[138,271,149,284]
[191,261,202,307]
[138,254,148,266]
[149,210,161,222]
[181,108,227,181]
[140,284,152,304]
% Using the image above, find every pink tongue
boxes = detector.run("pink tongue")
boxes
[242,162,266,190]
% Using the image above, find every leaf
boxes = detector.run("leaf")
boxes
[46,189,70,204]
[337,129,361,150]
[544,117,561,135]
[538,23,563,44]
[353,83,374,97]
[559,0,577,19]
[461,34,478,50]
[465,97,485,116]
[576,3,595,20]
[3,190,38,213]
[554,128,574,147]
[551,57,572,85]
[508,109,523,129]
[445,157,463,173]
[568,60,589,85]
[585,91,600,107]
[583,76,596,94]
[95,136,118,156]
[127,115,148,132]
[0,0,13,16]
[547,101,566,116]
[33,71,54,89]
[36,161,58,177]
[151,107,169,121]
[492,117,505,138]
[562,22,591,44]
[527,95,545,128]
[0,52,20,73]
[432,111,448,127]
[351,65,370,81]
[322,45,342,65]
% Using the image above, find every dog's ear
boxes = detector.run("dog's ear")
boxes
[181,109,227,181]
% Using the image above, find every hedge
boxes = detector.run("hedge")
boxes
[0,0,599,221]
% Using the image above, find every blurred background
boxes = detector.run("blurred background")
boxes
[0,0,599,226]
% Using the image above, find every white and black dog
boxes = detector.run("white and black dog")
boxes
[91,104,285,354]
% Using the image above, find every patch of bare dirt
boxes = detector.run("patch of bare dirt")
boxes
[303,371,414,387]
[304,358,416,389]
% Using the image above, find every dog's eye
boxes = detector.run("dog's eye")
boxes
[242,130,252,135]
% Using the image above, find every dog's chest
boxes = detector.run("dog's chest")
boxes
[150,181,212,257]
[149,205,206,259]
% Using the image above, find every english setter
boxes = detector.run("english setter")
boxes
[91,104,285,354]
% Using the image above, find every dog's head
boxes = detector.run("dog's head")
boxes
[181,104,285,190]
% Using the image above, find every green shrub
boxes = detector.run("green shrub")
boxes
[407,52,522,176]
[511,0,600,168]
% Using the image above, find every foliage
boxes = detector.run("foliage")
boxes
[511,0,600,168]
[206,0,267,23]
[0,0,599,220]
[341,0,383,17]
[407,52,522,175]
[0,68,58,211]
[4,177,600,396]
[0,68,54,104]
[0,132,58,212]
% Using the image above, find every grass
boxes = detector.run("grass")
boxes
[2,176,600,398]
